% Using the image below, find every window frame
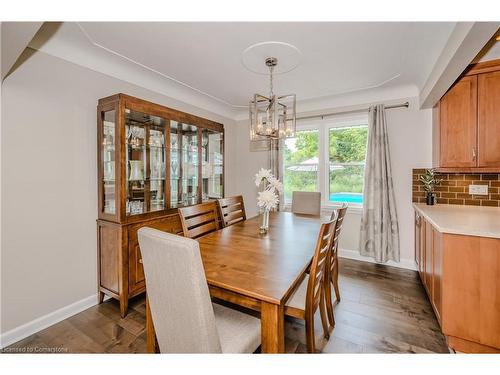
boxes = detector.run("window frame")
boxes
[281,113,368,212]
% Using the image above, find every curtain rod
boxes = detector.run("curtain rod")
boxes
[296,101,409,121]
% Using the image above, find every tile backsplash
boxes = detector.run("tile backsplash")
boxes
[412,169,500,207]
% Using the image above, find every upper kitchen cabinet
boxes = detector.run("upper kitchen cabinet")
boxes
[478,70,500,168]
[433,59,500,172]
[438,75,477,168]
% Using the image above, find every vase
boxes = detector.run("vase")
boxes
[259,208,270,234]
[129,160,144,181]
[426,192,435,205]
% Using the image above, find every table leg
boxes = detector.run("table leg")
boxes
[146,295,158,353]
[260,301,285,353]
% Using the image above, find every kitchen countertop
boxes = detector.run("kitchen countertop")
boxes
[413,203,500,239]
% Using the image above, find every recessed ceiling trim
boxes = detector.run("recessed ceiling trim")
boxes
[76,23,247,109]
[298,73,401,102]
[74,23,412,113]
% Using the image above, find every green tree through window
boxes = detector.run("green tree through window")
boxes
[283,124,368,204]
[283,130,319,199]
[329,126,368,203]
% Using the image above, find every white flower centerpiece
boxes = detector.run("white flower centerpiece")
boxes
[254,168,283,233]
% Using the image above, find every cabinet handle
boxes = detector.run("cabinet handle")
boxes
[139,259,143,264]
[472,147,477,161]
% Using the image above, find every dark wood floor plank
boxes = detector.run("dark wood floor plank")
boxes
[6,258,449,354]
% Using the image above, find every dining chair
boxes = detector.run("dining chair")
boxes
[138,227,261,353]
[284,218,336,353]
[178,201,220,239]
[217,195,246,227]
[325,203,348,329]
[291,191,321,216]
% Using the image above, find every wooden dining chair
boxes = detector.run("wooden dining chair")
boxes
[217,195,246,227]
[178,202,220,239]
[325,203,348,329]
[138,227,261,353]
[291,191,321,216]
[284,219,336,353]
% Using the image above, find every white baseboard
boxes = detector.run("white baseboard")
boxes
[338,248,417,271]
[0,293,109,349]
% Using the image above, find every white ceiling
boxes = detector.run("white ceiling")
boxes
[29,22,456,118]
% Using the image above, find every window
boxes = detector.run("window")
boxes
[283,130,319,200]
[282,115,368,207]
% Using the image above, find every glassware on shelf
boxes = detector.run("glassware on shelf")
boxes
[124,108,168,216]
[102,111,116,214]
[127,200,144,215]
[104,200,115,214]
[104,161,115,181]
[171,159,178,178]
[201,128,223,200]
[127,125,146,149]
[129,160,144,181]
[148,130,164,147]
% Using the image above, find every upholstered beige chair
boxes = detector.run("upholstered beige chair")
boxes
[291,191,321,215]
[138,227,261,353]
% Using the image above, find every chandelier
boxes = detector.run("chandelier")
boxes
[249,57,296,141]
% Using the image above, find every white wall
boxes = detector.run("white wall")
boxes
[230,120,268,218]
[0,50,237,341]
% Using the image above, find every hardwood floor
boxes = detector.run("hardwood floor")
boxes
[6,258,449,353]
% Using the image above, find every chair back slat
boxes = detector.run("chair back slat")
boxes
[306,219,336,313]
[184,212,217,229]
[187,222,218,239]
[179,202,220,239]
[217,196,246,227]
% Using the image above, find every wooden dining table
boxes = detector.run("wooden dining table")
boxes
[146,211,327,353]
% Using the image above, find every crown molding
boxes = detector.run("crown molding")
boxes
[28,22,240,120]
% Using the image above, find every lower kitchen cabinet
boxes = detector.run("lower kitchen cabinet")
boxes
[414,208,500,353]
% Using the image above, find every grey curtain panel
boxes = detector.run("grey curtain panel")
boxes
[359,104,400,262]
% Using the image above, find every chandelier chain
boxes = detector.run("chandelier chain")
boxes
[269,65,274,97]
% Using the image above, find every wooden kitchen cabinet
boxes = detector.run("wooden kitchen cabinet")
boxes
[478,70,500,167]
[414,211,426,284]
[414,207,500,353]
[433,58,500,172]
[414,212,421,268]
[438,75,477,168]
[431,228,442,323]
[424,220,433,297]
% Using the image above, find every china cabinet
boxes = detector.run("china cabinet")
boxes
[97,94,224,316]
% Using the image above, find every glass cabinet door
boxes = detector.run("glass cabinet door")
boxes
[125,108,167,216]
[201,129,224,201]
[170,122,199,207]
[102,110,116,214]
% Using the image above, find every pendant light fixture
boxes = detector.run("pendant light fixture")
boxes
[249,57,296,141]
